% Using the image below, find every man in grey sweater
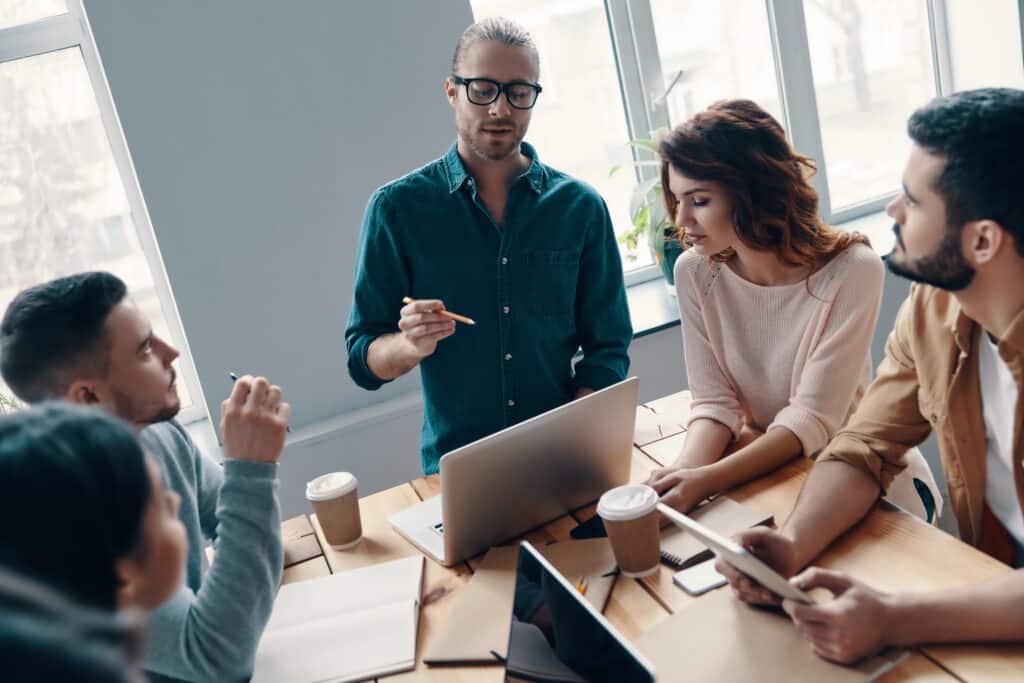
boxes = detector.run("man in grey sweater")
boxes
[0,271,287,683]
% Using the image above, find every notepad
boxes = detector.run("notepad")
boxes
[251,555,423,683]
[660,496,773,567]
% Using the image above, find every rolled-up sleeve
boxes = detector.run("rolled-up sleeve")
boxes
[345,188,408,390]
[572,194,632,392]
[816,285,934,493]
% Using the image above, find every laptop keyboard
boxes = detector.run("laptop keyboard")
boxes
[431,521,445,536]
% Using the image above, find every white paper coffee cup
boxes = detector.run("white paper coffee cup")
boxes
[597,484,660,578]
[306,472,362,550]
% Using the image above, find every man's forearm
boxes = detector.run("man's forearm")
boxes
[143,461,282,681]
[886,570,1024,646]
[783,460,880,569]
[366,334,419,381]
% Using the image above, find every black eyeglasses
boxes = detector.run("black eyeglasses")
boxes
[451,75,543,110]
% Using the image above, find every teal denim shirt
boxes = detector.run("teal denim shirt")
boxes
[346,142,632,474]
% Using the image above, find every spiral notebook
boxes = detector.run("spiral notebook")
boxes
[659,496,773,568]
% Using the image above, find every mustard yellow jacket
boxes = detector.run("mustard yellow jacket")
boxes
[818,284,1024,552]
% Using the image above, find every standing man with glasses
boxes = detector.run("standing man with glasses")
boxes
[346,17,632,475]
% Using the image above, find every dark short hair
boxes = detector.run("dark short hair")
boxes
[908,87,1024,256]
[452,17,538,74]
[0,271,127,402]
[0,402,150,610]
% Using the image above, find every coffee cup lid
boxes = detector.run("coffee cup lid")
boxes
[596,484,658,521]
[306,471,358,501]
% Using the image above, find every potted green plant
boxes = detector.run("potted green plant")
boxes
[612,134,685,293]
[0,389,21,415]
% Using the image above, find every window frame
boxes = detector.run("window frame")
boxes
[0,3,208,424]
[602,0,1008,233]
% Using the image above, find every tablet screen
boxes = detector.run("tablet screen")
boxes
[506,542,654,683]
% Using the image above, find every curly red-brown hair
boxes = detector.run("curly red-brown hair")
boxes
[659,99,867,267]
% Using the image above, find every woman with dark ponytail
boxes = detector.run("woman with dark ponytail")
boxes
[0,402,186,612]
[646,99,940,520]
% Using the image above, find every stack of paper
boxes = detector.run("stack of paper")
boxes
[252,555,423,683]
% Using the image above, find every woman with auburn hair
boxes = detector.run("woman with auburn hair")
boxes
[646,99,939,520]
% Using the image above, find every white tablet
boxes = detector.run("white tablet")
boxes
[657,503,814,604]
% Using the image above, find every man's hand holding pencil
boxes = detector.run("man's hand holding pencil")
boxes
[396,297,472,360]
[365,296,474,382]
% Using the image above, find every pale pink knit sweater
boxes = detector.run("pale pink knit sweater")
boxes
[674,242,884,457]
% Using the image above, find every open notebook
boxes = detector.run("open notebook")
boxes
[251,555,423,683]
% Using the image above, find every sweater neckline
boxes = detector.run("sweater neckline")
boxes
[716,246,851,293]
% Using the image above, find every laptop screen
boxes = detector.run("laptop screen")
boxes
[506,542,655,683]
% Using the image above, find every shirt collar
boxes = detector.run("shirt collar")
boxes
[443,141,548,195]
[999,307,1024,355]
[948,296,1024,356]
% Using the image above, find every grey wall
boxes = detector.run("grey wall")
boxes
[84,0,475,429]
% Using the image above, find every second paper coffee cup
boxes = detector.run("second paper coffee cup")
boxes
[597,484,660,578]
[306,472,362,550]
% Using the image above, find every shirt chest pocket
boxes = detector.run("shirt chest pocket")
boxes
[917,385,946,426]
[520,249,581,316]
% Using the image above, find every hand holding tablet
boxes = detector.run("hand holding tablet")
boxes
[657,503,815,604]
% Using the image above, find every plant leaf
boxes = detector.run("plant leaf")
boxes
[628,139,659,153]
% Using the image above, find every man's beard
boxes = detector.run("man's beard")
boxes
[112,386,181,426]
[459,120,524,162]
[884,222,976,291]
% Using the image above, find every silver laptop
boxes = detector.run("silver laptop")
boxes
[389,377,638,566]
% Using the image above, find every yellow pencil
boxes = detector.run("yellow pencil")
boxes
[401,296,476,325]
[575,576,588,596]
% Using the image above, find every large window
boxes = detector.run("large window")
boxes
[0,3,204,420]
[470,0,1024,282]
[804,0,936,211]
[649,0,782,125]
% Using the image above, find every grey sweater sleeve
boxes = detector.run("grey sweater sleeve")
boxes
[195,446,225,542]
[142,460,283,683]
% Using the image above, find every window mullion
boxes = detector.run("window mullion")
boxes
[765,0,832,221]
[604,0,671,179]
[0,13,81,63]
[69,1,210,425]
[927,0,955,94]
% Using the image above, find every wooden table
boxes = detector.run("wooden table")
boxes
[283,391,1024,682]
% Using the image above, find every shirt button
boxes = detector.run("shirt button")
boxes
[501,256,509,265]
[507,399,515,407]
[503,305,510,314]
[505,353,512,361]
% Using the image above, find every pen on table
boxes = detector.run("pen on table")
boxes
[575,576,588,596]
[229,372,291,432]
[401,296,476,326]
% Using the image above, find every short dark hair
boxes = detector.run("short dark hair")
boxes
[452,17,539,74]
[908,87,1024,256]
[0,272,127,402]
[0,402,150,610]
